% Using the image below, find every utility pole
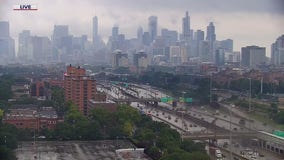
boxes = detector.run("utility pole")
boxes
[248,78,252,148]
[260,77,263,94]
[210,73,212,104]
[229,108,232,160]
[249,78,252,113]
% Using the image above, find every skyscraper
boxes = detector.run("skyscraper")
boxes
[206,22,216,41]
[148,16,158,42]
[31,36,52,62]
[0,21,9,38]
[161,29,178,46]
[182,11,190,40]
[52,25,69,49]
[137,26,143,43]
[271,35,284,65]
[18,30,32,60]
[241,46,266,68]
[206,22,216,62]
[0,21,15,61]
[199,41,210,62]
[92,16,98,43]
[194,30,205,57]
[111,25,119,50]
[112,25,119,40]
[195,30,204,42]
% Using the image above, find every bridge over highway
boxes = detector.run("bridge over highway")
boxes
[112,97,160,103]
[182,132,256,140]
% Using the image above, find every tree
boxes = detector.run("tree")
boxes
[0,146,16,160]
[89,108,113,127]
[0,109,3,125]
[276,111,284,124]
[116,105,141,124]
[180,139,206,153]
[270,103,278,119]
[134,128,156,147]
[146,146,162,160]
[51,87,65,116]
[122,121,133,137]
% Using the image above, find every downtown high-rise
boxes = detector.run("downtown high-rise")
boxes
[271,35,284,66]
[182,11,191,40]
[148,16,158,43]
[0,21,15,63]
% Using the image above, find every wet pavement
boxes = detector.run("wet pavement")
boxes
[16,140,135,160]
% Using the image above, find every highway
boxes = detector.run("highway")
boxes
[98,81,283,160]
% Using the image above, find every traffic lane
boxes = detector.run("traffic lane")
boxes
[222,104,274,132]
[131,102,207,134]
[188,106,250,132]
[217,139,282,160]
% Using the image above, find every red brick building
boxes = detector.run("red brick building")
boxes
[64,65,97,115]
[88,99,117,113]
[3,107,62,130]
[30,81,45,97]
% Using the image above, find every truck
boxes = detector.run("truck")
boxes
[209,147,223,160]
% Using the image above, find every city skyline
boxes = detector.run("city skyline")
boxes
[0,0,284,56]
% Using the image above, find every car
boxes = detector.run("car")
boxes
[234,143,239,148]
[259,153,265,157]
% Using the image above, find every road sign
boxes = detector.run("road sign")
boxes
[185,98,192,103]
[273,130,284,138]
[160,97,173,102]
[161,97,168,102]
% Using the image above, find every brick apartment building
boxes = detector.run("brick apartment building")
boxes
[30,81,45,97]
[3,107,62,130]
[64,65,97,115]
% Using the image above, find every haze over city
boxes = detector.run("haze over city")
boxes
[0,0,284,55]
[1,1,284,160]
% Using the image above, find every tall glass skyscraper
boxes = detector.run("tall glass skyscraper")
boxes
[0,21,9,38]
[206,22,216,62]
[0,21,15,61]
[92,16,98,43]
[148,16,158,42]
[206,22,216,41]
[182,11,190,40]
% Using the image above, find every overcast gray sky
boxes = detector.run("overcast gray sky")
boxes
[0,0,284,56]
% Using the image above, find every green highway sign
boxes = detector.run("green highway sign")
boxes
[160,97,174,102]
[273,130,284,138]
[185,98,192,103]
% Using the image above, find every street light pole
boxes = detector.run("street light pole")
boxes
[249,78,251,113]
[229,107,232,160]
[181,91,186,131]
[210,73,212,104]
[248,78,253,147]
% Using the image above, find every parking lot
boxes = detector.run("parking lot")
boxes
[16,140,137,160]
